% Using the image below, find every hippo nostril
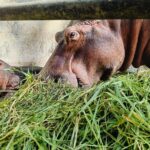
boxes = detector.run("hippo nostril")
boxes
[53,75,62,83]
[76,77,83,88]
[45,73,64,83]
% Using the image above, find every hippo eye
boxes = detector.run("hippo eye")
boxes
[70,32,76,38]
[68,31,80,40]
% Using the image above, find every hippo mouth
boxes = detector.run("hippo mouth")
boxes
[51,74,85,88]
[75,75,91,88]
[76,77,84,88]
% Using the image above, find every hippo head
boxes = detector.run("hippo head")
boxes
[41,20,125,88]
[7,74,20,90]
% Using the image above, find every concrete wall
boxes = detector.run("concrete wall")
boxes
[0,0,70,67]
[0,20,69,67]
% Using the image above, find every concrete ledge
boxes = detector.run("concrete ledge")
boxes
[0,0,149,20]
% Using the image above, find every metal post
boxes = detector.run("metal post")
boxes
[0,0,149,20]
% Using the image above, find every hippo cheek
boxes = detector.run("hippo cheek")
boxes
[71,62,94,88]
[71,60,115,88]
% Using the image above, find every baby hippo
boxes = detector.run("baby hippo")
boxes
[0,60,20,90]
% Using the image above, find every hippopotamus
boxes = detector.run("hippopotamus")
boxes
[39,20,150,87]
[0,60,20,90]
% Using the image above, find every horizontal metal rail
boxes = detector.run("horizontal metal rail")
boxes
[0,0,149,20]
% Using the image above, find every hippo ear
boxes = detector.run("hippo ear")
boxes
[92,20,121,35]
[91,26,101,37]
[108,20,121,32]
[55,31,64,43]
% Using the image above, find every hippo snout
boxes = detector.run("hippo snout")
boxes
[46,72,78,88]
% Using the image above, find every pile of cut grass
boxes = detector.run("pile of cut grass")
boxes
[0,70,150,150]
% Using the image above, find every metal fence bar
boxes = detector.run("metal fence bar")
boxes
[0,0,149,20]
